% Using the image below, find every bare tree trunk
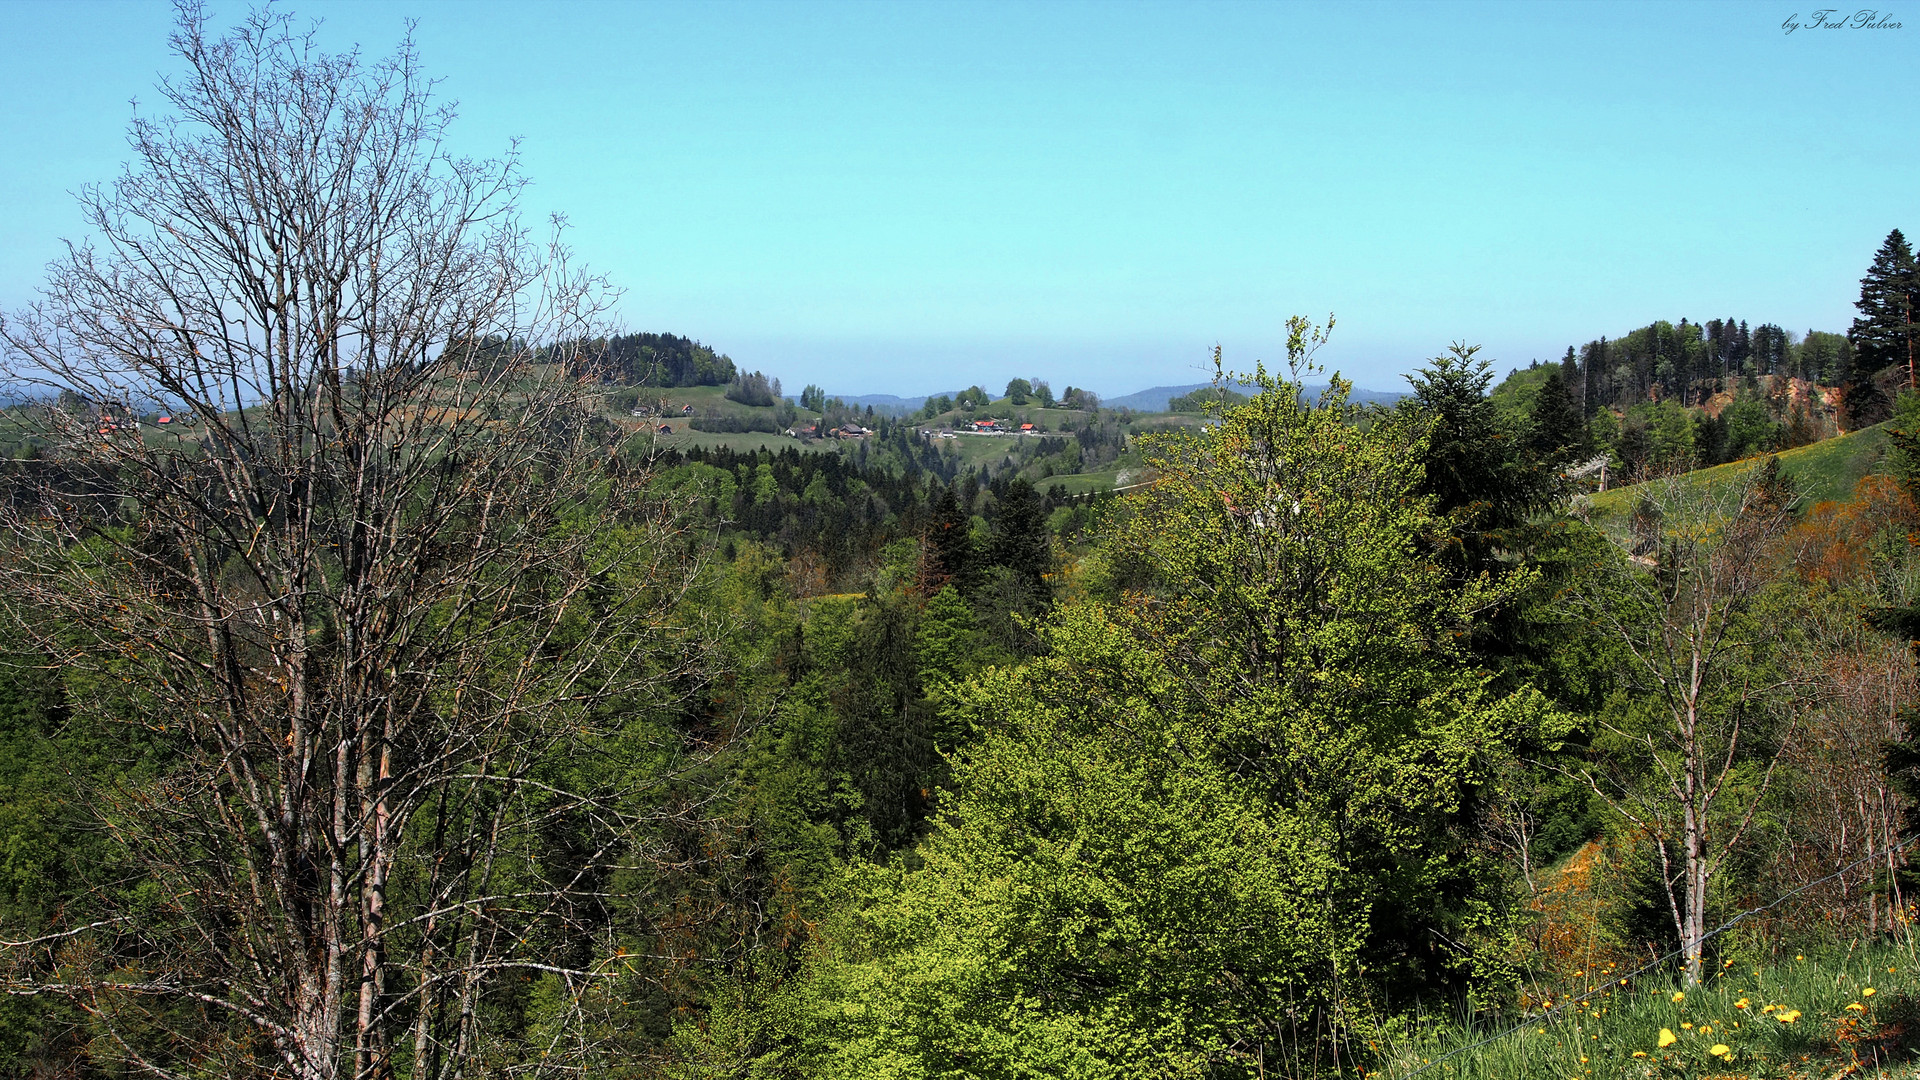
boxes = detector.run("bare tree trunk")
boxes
[0,6,734,1075]
[1578,462,1798,987]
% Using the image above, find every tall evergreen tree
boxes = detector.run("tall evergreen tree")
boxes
[1841,373,1892,430]
[1402,344,1548,530]
[1559,346,1582,409]
[1581,336,1608,413]
[1849,228,1919,391]
[987,477,1052,613]
[1527,369,1587,461]
[926,485,975,594]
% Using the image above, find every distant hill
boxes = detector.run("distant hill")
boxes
[822,382,1406,417]
[1104,381,1406,412]
[1101,384,1214,412]
[832,393,954,417]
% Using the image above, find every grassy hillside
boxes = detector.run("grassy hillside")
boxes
[1380,943,1910,1080]
[605,383,800,421]
[1586,422,1892,518]
[648,429,831,455]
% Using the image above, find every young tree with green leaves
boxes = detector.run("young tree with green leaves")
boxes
[762,319,1559,1077]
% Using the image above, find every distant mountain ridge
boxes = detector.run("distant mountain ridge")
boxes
[830,382,1406,415]
[835,392,950,416]
[1103,382,1407,412]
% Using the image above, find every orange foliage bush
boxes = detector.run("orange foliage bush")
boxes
[1788,474,1918,585]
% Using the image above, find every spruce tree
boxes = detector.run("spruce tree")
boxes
[1559,346,1581,408]
[1849,228,1919,391]
[1841,372,1892,430]
[1527,369,1587,461]
[987,477,1052,612]
[927,485,975,593]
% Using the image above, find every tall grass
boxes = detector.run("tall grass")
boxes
[1375,943,1919,1079]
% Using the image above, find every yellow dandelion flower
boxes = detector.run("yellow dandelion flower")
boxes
[1672,991,1686,1003]
[1681,1022,1693,1030]
[1847,1003,1866,1012]
[1795,954,1804,961]
[1698,1026,1711,1035]
[1632,1051,1647,1058]
[1735,997,1750,1009]
[1658,1028,1677,1048]
[1864,988,1876,997]
[1761,1004,1776,1013]
[1776,1009,1801,1024]
[1710,1043,1730,1056]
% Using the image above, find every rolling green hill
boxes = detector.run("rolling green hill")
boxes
[1585,421,1893,518]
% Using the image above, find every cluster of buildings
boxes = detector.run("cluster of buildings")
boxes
[629,403,696,419]
[792,423,871,440]
[959,419,1040,435]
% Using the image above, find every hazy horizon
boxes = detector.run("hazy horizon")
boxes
[4,2,1914,396]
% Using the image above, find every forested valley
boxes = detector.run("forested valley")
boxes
[4,9,1920,1080]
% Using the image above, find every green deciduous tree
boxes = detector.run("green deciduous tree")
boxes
[774,320,1559,1076]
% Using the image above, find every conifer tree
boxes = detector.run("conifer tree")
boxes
[1400,344,1556,551]
[1841,374,1892,430]
[1527,369,1588,462]
[1849,228,1919,391]
[986,477,1053,615]
[926,486,974,594]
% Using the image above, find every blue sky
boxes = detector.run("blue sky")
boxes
[3,1,1915,396]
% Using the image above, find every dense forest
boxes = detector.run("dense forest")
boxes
[3,10,1920,1080]
[1484,238,1917,483]
[603,331,740,388]
[1566,318,1850,410]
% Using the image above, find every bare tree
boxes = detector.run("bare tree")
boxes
[0,6,727,1077]
[1775,627,1914,936]
[1572,459,1799,986]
